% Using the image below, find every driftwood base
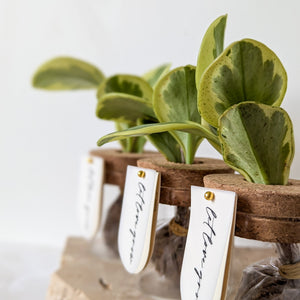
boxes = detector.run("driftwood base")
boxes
[46,237,275,300]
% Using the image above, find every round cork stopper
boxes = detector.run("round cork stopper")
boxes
[89,149,160,189]
[137,156,234,207]
[204,174,300,243]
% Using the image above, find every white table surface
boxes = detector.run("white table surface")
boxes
[0,241,61,300]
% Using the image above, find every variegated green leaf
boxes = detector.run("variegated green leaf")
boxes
[97,74,153,101]
[130,135,147,153]
[143,63,171,87]
[115,122,146,153]
[201,118,220,153]
[97,121,220,152]
[115,122,130,151]
[198,39,288,127]
[32,57,104,90]
[154,65,203,163]
[139,119,182,162]
[196,14,227,88]
[96,93,156,123]
[147,132,182,162]
[219,102,294,185]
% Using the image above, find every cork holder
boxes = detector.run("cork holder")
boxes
[89,149,161,255]
[203,174,300,243]
[89,149,160,189]
[137,156,234,206]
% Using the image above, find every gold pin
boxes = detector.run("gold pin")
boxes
[204,191,215,201]
[87,157,93,164]
[137,170,146,178]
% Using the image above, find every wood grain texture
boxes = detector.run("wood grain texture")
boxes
[204,174,300,243]
[137,156,234,206]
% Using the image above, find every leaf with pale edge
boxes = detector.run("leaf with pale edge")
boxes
[198,39,287,127]
[97,121,220,154]
[154,65,203,163]
[97,74,153,101]
[143,63,171,87]
[115,122,146,153]
[196,14,227,88]
[32,57,104,90]
[96,93,156,123]
[219,102,294,185]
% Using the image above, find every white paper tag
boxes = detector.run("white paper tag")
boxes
[181,186,237,300]
[78,155,105,239]
[118,165,160,274]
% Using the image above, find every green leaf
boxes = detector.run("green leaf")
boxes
[196,14,227,88]
[32,57,104,90]
[143,63,171,87]
[115,122,147,153]
[115,122,130,151]
[153,65,203,163]
[219,102,294,185]
[201,118,221,153]
[97,121,220,152]
[147,132,182,162]
[198,39,288,127]
[96,93,156,123]
[131,136,147,153]
[139,119,182,162]
[97,74,153,101]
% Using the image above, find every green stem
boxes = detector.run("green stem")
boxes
[185,133,194,164]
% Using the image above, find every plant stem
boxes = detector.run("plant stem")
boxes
[185,133,194,164]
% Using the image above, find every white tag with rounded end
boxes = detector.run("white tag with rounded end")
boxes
[118,165,160,274]
[181,186,237,300]
[78,155,105,239]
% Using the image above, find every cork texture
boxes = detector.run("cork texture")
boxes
[137,156,234,206]
[89,149,160,189]
[204,174,300,243]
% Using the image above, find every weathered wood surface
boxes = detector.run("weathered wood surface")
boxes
[204,174,300,243]
[47,237,275,300]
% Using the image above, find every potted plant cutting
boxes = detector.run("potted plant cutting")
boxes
[32,60,169,255]
[97,16,299,298]
[96,15,235,298]
[197,39,300,298]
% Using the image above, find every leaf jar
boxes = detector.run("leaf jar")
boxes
[137,156,233,299]
[204,175,300,299]
[197,25,300,299]
[32,57,163,259]
[88,148,160,258]
[95,15,236,298]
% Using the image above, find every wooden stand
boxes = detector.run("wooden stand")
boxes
[46,237,275,300]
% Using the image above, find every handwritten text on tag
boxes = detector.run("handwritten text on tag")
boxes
[118,166,160,274]
[181,186,237,300]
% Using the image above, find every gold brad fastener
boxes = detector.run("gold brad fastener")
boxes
[87,157,93,164]
[137,170,146,178]
[204,191,215,201]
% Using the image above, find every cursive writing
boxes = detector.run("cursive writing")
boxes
[194,206,217,299]
[129,182,146,263]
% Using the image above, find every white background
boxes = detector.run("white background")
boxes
[1,0,300,249]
